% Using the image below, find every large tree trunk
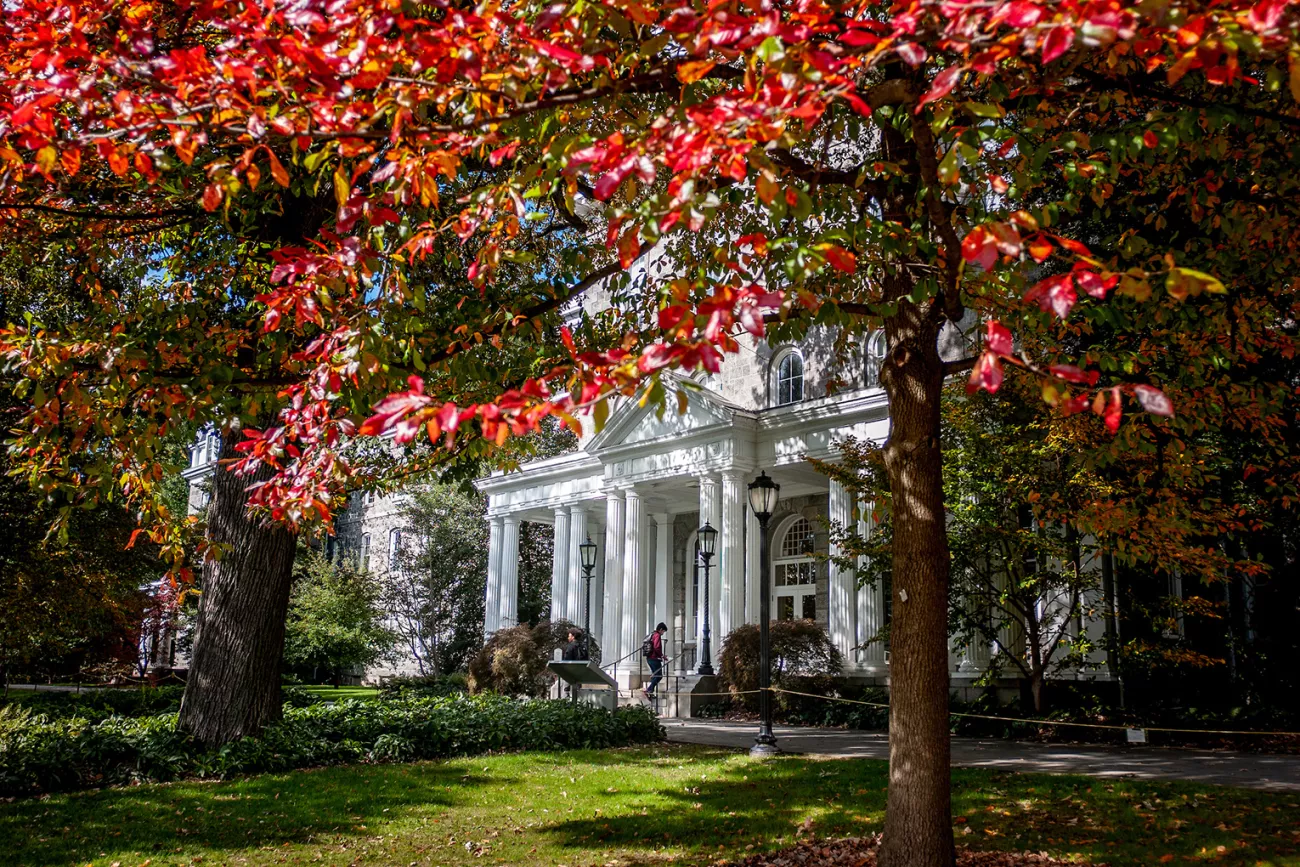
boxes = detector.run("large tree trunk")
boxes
[179,428,298,746]
[878,294,955,867]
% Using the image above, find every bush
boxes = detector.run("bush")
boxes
[718,620,843,712]
[0,693,663,797]
[0,686,186,722]
[378,672,469,700]
[467,621,601,697]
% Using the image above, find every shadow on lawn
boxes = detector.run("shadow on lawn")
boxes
[0,761,504,867]
[543,759,1300,867]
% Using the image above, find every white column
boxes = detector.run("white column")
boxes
[499,515,521,629]
[856,501,886,667]
[827,479,856,664]
[603,491,626,664]
[621,489,645,674]
[551,507,571,624]
[720,470,746,642]
[745,506,761,624]
[567,505,588,624]
[591,522,605,647]
[696,474,721,655]
[653,513,671,641]
[485,516,505,636]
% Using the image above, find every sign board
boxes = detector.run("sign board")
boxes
[1125,727,1148,744]
[547,660,617,690]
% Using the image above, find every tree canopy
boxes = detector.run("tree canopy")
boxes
[3,1,1299,863]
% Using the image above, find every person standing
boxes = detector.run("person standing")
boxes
[641,622,668,700]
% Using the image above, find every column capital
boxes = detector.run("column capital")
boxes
[502,513,521,527]
[651,511,671,525]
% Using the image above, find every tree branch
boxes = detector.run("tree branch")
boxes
[0,203,201,221]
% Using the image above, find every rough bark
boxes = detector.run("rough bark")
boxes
[877,292,955,867]
[178,428,298,746]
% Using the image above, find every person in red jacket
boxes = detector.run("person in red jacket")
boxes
[641,622,668,701]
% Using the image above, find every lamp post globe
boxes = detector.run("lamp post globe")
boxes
[697,521,718,676]
[748,471,780,757]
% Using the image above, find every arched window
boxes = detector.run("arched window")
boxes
[773,517,818,621]
[864,329,887,388]
[773,349,804,406]
[388,528,404,570]
[359,533,371,571]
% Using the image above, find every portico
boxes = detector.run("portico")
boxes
[476,377,899,690]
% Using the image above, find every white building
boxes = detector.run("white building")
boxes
[471,308,1026,696]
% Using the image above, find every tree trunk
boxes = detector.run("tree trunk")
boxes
[178,428,298,746]
[878,295,955,867]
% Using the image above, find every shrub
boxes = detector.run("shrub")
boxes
[378,672,469,700]
[0,693,663,797]
[718,620,843,712]
[0,686,186,722]
[467,621,601,697]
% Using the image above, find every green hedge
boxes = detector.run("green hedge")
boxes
[0,694,664,797]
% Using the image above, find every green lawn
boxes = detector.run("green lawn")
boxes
[2,745,1296,867]
[297,685,382,701]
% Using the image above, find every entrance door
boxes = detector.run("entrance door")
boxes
[773,517,817,621]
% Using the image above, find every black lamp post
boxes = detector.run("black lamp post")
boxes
[579,535,598,661]
[696,521,718,675]
[748,471,780,757]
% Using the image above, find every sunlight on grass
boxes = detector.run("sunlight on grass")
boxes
[1,745,1295,867]
[297,685,382,701]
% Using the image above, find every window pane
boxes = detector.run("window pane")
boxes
[777,596,794,620]
[802,594,816,621]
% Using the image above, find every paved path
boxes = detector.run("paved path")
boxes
[663,719,1300,793]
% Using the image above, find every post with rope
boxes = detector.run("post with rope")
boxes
[748,471,780,757]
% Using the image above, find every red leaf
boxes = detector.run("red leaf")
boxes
[202,183,223,212]
[1103,388,1123,432]
[1134,384,1174,417]
[1041,26,1075,64]
[984,320,1013,356]
[490,142,520,166]
[961,226,998,270]
[1074,269,1117,299]
[966,352,1003,394]
[822,245,856,274]
[1142,130,1158,149]
[1027,274,1076,319]
[896,42,927,67]
[1050,364,1099,386]
[918,66,963,111]
[1247,0,1287,32]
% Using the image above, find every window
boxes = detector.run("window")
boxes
[865,330,887,388]
[359,533,371,571]
[773,517,818,621]
[388,528,403,570]
[773,350,804,406]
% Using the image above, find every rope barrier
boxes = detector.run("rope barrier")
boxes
[767,688,1300,737]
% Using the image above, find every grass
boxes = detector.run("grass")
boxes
[296,685,382,701]
[1,745,1295,867]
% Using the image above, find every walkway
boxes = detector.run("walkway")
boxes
[663,719,1300,793]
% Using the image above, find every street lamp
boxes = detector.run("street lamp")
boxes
[696,521,718,675]
[748,471,780,757]
[579,536,599,661]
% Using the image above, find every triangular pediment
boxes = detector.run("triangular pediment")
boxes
[587,377,743,453]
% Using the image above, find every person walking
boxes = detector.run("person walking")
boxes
[641,622,668,701]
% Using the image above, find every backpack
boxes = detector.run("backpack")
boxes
[640,632,656,658]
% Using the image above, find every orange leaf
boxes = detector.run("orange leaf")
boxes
[677,60,717,84]
[267,148,290,187]
[60,146,81,177]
